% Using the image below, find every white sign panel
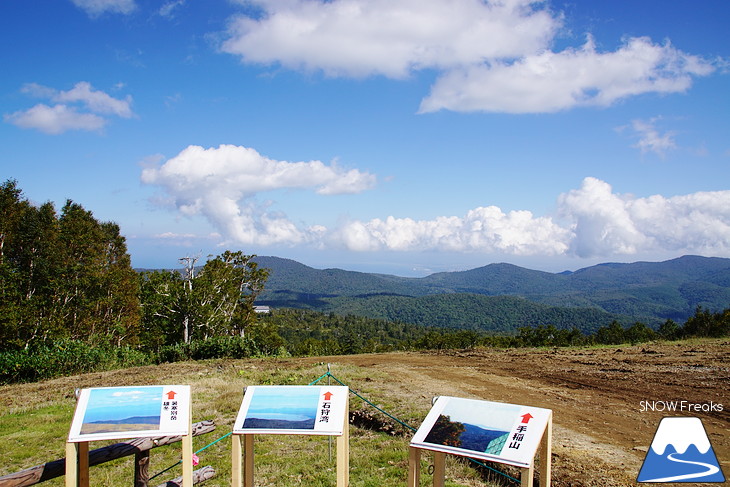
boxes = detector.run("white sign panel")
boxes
[68,385,191,442]
[233,385,348,436]
[410,396,551,468]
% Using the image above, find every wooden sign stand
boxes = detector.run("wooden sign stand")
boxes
[408,412,552,487]
[231,395,350,487]
[65,389,194,487]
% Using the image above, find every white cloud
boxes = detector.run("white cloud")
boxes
[337,177,730,259]
[142,146,730,259]
[337,209,570,254]
[141,144,376,246]
[53,82,134,118]
[222,0,559,78]
[70,0,136,17]
[4,104,106,135]
[159,0,185,19]
[420,36,715,113]
[627,118,677,158]
[5,82,134,134]
[558,177,730,258]
[221,1,716,113]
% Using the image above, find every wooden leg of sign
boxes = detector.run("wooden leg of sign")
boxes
[520,465,534,487]
[78,442,89,487]
[231,435,242,487]
[407,447,421,487]
[539,414,552,487]
[182,408,193,487]
[66,442,89,487]
[243,434,254,487]
[337,397,349,487]
[432,451,446,487]
[65,442,77,487]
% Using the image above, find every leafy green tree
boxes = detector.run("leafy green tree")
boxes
[624,321,656,344]
[682,306,730,338]
[139,251,269,345]
[0,180,139,349]
[658,319,680,340]
[594,320,626,345]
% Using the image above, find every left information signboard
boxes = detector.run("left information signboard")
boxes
[66,385,193,487]
[69,385,191,442]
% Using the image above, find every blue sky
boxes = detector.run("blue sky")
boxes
[2,0,729,276]
[83,387,163,423]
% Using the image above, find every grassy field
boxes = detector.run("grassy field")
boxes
[6,339,726,486]
[0,358,501,487]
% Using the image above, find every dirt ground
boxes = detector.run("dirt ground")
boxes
[301,339,730,486]
[1,339,727,486]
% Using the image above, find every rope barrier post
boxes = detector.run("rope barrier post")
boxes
[134,450,150,487]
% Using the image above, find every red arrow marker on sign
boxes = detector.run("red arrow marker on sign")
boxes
[166,391,177,400]
[520,413,533,424]
[323,391,334,400]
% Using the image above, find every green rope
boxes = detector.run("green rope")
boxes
[150,368,519,485]
[316,370,520,484]
[311,371,417,432]
[308,370,331,386]
[149,432,233,480]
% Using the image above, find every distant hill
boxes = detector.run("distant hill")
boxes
[254,255,730,330]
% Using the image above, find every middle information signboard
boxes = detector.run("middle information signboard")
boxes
[233,385,349,436]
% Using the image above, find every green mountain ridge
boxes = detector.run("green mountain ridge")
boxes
[253,255,730,331]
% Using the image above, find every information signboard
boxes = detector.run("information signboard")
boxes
[233,385,348,436]
[411,396,552,468]
[68,385,191,442]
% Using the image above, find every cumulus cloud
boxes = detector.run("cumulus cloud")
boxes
[337,209,570,255]
[558,177,730,258]
[144,148,730,259]
[70,0,136,17]
[420,36,715,113]
[338,177,730,259]
[222,0,557,79]
[221,1,715,113]
[4,82,134,134]
[141,144,376,245]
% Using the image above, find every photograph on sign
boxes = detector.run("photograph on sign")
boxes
[68,385,190,442]
[233,385,348,436]
[410,396,551,467]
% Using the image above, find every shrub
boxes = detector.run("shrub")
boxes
[0,339,151,384]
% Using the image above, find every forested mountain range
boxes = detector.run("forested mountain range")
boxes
[253,255,730,332]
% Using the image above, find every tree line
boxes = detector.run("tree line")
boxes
[0,179,268,353]
[1,179,728,385]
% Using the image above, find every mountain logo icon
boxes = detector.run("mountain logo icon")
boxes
[637,417,725,483]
